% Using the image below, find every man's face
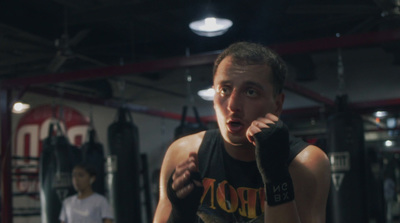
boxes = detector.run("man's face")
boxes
[213,56,283,147]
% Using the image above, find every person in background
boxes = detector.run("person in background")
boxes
[153,41,331,223]
[60,163,113,223]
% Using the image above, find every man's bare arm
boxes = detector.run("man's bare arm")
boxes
[153,133,204,223]
[268,145,330,223]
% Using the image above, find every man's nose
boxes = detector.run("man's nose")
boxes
[227,90,242,112]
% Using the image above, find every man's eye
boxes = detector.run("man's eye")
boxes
[246,89,258,97]
[219,87,230,96]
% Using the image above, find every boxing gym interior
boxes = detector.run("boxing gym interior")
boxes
[1,0,400,222]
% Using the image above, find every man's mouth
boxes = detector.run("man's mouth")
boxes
[227,120,244,133]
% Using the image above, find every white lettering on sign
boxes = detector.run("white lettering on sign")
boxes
[328,152,351,172]
[332,173,345,191]
[15,125,39,159]
[15,119,89,159]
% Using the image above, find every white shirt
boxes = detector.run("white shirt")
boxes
[59,193,113,223]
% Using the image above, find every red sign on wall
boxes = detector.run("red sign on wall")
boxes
[13,104,90,197]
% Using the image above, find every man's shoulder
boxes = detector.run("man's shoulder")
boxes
[294,145,329,165]
[169,130,207,154]
[291,144,331,213]
[291,144,330,180]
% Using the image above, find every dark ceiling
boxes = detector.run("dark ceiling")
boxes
[1,0,400,103]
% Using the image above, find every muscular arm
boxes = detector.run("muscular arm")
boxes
[247,114,330,223]
[153,133,204,223]
[264,145,330,223]
[153,143,181,223]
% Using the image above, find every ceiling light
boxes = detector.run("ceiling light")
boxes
[198,87,215,101]
[189,17,233,37]
[374,111,388,118]
[12,102,30,114]
[385,140,395,147]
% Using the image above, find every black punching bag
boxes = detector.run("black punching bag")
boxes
[326,96,368,223]
[107,107,141,222]
[81,128,105,195]
[39,121,81,223]
[174,106,208,140]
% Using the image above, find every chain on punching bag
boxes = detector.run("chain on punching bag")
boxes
[107,107,141,222]
[81,128,105,195]
[39,121,82,223]
[174,66,208,140]
[326,95,368,223]
[174,106,208,140]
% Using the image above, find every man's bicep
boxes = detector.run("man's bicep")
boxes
[292,146,331,223]
[153,144,178,223]
[308,150,331,223]
[153,166,173,223]
[153,195,172,222]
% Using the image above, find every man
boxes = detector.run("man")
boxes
[154,42,331,223]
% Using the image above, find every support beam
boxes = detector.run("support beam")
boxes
[284,81,335,107]
[1,53,218,88]
[2,28,400,88]
[27,87,213,123]
[280,97,400,120]
[269,28,400,55]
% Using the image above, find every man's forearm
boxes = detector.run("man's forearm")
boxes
[264,201,301,223]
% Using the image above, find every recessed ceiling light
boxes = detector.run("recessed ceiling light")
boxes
[198,87,215,101]
[385,140,395,147]
[12,102,30,114]
[374,110,388,118]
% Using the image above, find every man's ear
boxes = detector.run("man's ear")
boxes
[90,176,95,184]
[274,93,285,116]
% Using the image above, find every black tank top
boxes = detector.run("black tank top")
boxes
[196,129,309,223]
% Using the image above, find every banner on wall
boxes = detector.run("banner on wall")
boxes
[13,104,90,199]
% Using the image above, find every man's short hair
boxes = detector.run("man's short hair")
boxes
[213,41,287,96]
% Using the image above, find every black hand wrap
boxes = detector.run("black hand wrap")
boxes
[166,171,204,223]
[253,120,294,206]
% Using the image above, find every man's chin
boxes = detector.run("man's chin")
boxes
[226,135,252,147]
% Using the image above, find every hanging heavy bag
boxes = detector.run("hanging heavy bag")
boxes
[39,121,81,223]
[81,128,105,195]
[325,110,368,223]
[107,107,141,223]
[174,106,208,140]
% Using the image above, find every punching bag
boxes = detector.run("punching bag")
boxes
[326,96,368,223]
[81,128,105,195]
[107,107,141,223]
[174,106,208,140]
[39,121,82,223]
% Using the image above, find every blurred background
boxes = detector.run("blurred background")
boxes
[1,0,400,222]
